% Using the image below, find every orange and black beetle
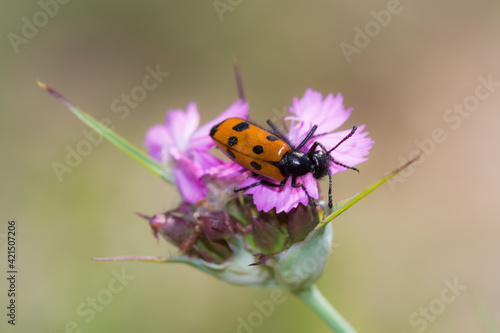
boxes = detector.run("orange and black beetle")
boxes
[210,118,358,208]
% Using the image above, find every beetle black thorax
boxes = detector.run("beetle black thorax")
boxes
[277,150,313,177]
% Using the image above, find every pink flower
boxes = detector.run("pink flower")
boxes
[238,89,374,213]
[145,100,248,203]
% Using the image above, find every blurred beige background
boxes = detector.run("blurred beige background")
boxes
[1,1,499,332]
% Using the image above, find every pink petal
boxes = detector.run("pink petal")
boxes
[165,103,200,151]
[144,124,175,163]
[190,99,249,151]
[205,161,246,178]
[239,174,318,213]
[313,124,374,175]
[286,119,312,148]
[171,156,207,204]
[286,89,352,146]
[191,151,225,171]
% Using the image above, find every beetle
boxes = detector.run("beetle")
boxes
[209,118,358,208]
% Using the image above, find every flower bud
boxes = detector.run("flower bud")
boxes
[148,210,199,253]
[196,210,236,260]
[251,216,286,255]
[286,204,319,243]
[139,188,333,289]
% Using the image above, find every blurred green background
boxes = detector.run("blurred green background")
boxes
[1,1,500,332]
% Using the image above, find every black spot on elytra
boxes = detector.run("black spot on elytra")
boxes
[226,149,236,159]
[250,161,262,170]
[266,135,278,142]
[227,136,238,146]
[252,145,264,154]
[232,122,249,132]
[210,125,219,137]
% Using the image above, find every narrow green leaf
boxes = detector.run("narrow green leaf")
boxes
[312,154,421,233]
[38,80,174,184]
[93,255,207,269]
[329,194,358,216]
[93,237,279,288]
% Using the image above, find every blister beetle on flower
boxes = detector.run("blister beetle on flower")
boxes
[140,87,373,214]
[39,60,425,333]
[210,117,359,208]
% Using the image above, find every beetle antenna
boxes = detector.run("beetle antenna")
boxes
[327,125,357,154]
[331,160,359,172]
[297,125,318,150]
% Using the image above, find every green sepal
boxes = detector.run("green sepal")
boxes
[273,223,333,291]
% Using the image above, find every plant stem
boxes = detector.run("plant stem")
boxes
[295,285,357,333]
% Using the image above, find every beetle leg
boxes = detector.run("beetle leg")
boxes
[291,176,302,188]
[234,181,261,192]
[291,177,317,207]
[307,141,320,155]
[327,169,333,208]
[259,177,288,188]
[234,177,288,192]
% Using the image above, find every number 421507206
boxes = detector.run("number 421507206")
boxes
[7,220,16,270]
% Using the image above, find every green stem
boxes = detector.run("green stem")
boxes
[295,285,357,333]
